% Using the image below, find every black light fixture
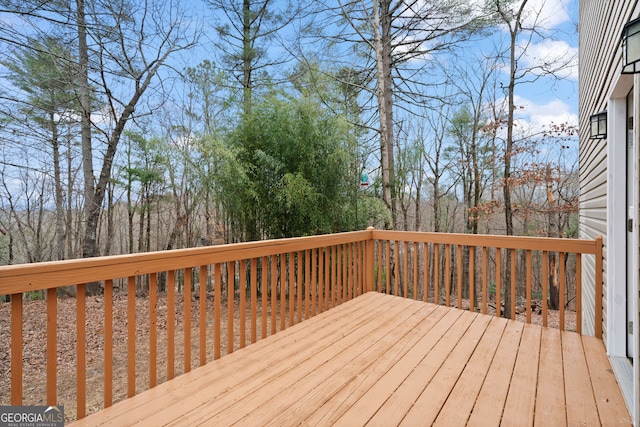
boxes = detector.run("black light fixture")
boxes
[589,111,607,139]
[622,16,640,74]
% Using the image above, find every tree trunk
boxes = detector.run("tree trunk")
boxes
[76,0,96,258]
[373,0,395,228]
[50,113,65,261]
[242,0,252,117]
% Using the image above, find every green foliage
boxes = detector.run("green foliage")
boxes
[564,212,579,238]
[2,36,79,125]
[218,92,357,239]
[0,233,8,265]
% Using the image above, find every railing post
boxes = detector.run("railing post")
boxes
[366,227,375,292]
[11,293,22,405]
[595,235,603,339]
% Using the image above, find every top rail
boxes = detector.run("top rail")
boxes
[371,230,600,254]
[0,230,370,295]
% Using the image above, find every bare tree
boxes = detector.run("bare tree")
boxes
[326,0,487,228]
[491,0,576,317]
[76,1,200,268]
[205,0,312,117]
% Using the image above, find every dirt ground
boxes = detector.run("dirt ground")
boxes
[0,292,575,423]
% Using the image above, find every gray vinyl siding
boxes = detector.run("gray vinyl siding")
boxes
[578,0,640,342]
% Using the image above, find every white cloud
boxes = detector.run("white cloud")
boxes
[518,39,578,80]
[513,95,578,131]
[519,0,572,30]
[491,95,577,137]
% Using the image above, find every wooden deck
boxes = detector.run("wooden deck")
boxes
[70,292,631,426]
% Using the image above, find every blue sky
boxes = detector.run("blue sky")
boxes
[503,0,579,130]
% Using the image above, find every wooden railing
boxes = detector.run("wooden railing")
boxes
[0,228,602,421]
[369,230,603,338]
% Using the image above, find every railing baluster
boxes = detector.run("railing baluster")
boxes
[271,256,277,334]
[239,260,246,348]
[11,293,22,405]
[356,243,360,296]
[214,264,221,360]
[457,245,463,309]
[333,246,339,306]
[482,247,487,314]
[595,236,603,339]
[280,254,286,329]
[526,250,532,323]
[576,254,582,334]
[309,250,315,316]
[289,253,295,326]
[355,244,360,296]
[326,246,332,305]
[560,252,566,330]
[353,243,358,297]
[47,287,56,406]
[149,274,157,386]
[385,241,391,295]
[376,241,382,293]
[199,266,207,366]
[352,242,357,298]
[542,251,548,327]
[128,276,136,397]
[510,250,516,320]
[338,245,347,302]
[326,246,332,304]
[104,279,113,407]
[423,243,428,303]
[167,270,175,379]
[77,283,86,418]
[298,250,303,322]
[304,251,311,321]
[261,256,268,339]
[349,243,353,299]
[251,258,258,344]
[345,244,349,299]
[445,244,451,306]
[434,244,439,304]
[495,248,501,317]
[392,241,398,297]
[228,261,235,353]
[470,246,475,313]
[413,242,418,300]
[184,267,192,371]
[403,241,409,299]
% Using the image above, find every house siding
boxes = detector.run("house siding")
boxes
[578,0,639,343]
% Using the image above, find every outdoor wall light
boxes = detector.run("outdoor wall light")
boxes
[622,16,640,74]
[589,111,607,139]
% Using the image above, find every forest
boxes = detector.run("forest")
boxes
[0,0,579,266]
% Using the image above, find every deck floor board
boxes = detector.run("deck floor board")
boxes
[70,292,632,427]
